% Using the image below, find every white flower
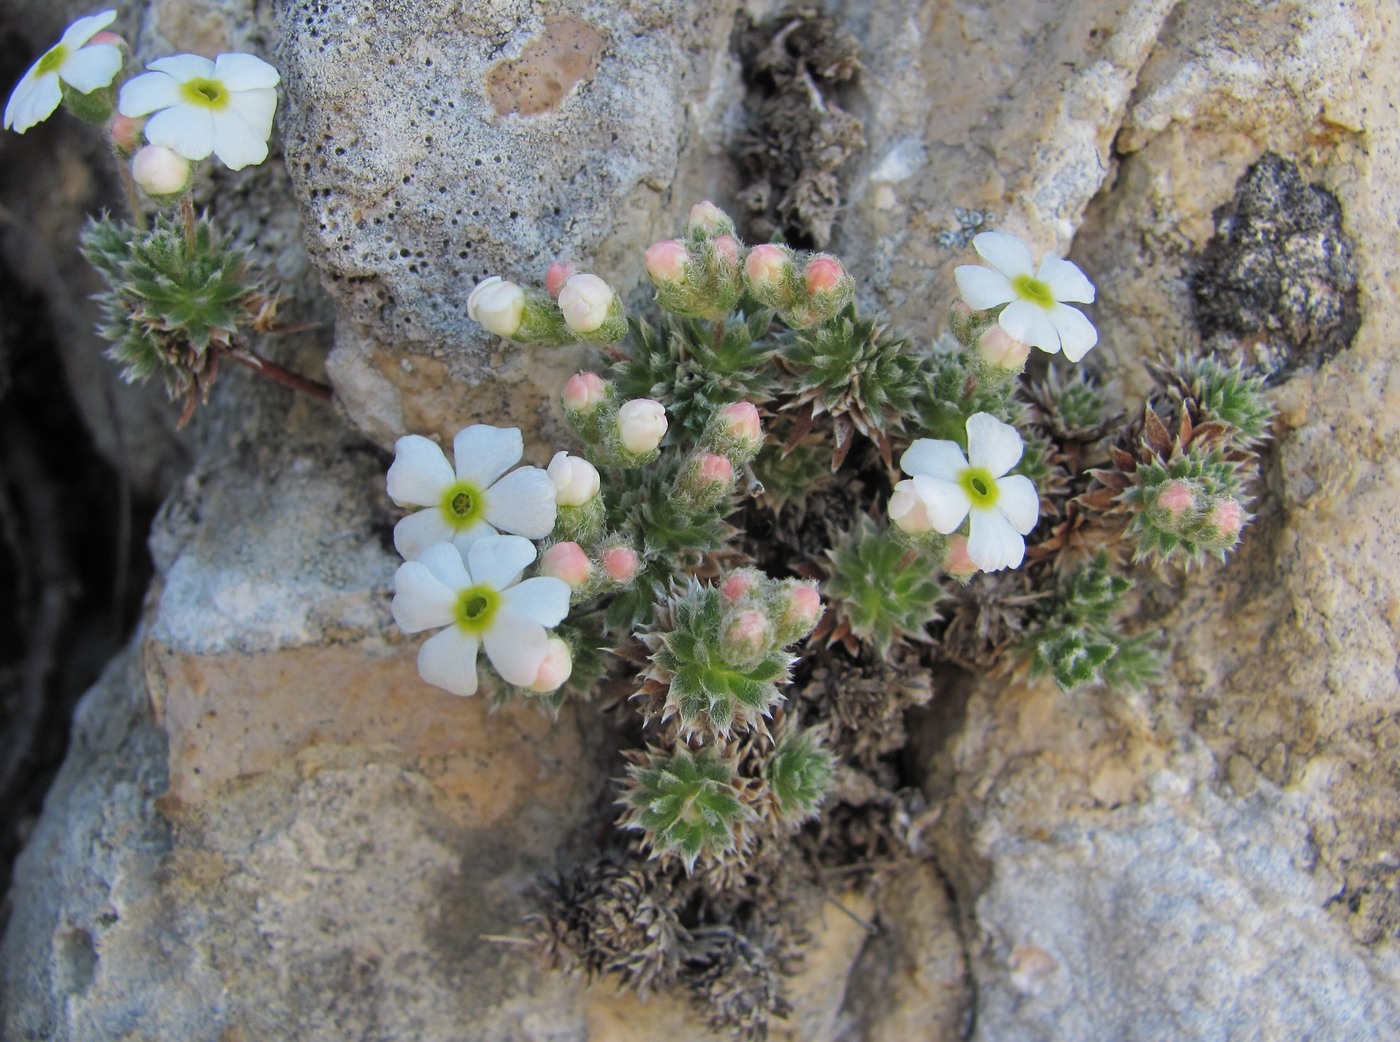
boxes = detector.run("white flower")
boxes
[118,52,278,171]
[898,413,1040,572]
[392,537,571,697]
[4,11,123,134]
[387,425,556,560]
[954,231,1097,362]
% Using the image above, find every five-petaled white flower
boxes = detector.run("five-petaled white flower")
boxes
[387,424,556,561]
[118,52,278,171]
[897,413,1040,572]
[954,231,1097,362]
[392,537,571,697]
[4,10,123,134]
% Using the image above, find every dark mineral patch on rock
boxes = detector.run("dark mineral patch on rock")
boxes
[1192,153,1359,380]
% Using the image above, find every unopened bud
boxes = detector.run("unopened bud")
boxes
[563,372,609,414]
[943,535,979,579]
[110,112,144,156]
[679,451,734,508]
[707,401,763,462]
[547,451,601,507]
[88,30,126,47]
[558,273,615,335]
[1207,498,1245,539]
[889,480,933,535]
[545,261,577,297]
[744,243,792,293]
[1156,481,1196,521]
[687,200,734,239]
[976,325,1031,371]
[131,145,191,201]
[616,398,668,455]
[527,637,573,693]
[601,545,640,583]
[804,255,846,296]
[720,569,762,605]
[720,609,773,666]
[711,234,740,267]
[775,582,823,644]
[541,541,592,588]
[467,276,525,338]
[644,239,690,286]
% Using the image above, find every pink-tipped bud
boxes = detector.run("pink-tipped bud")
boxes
[558,273,615,334]
[889,480,934,535]
[563,371,609,413]
[976,325,1031,371]
[695,452,733,486]
[527,637,574,692]
[644,239,690,285]
[720,609,773,665]
[541,541,592,588]
[711,234,740,267]
[714,401,763,452]
[745,243,790,290]
[88,30,126,48]
[1208,499,1245,539]
[687,200,733,238]
[467,276,525,337]
[110,113,145,155]
[943,535,979,578]
[131,145,191,199]
[1156,481,1196,520]
[720,570,760,605]
[805,255,846,295]
[601,545,640,583]
[616,398,668,454]
[547,451,601,507]
[777,582,823,641]
[545,261,577,297]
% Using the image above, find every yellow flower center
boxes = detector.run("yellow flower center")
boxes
[180,77,229,109]
[440,480,486,530]
[454,584,501,634]
[36,45,68,77]
[1012,274,1055,310]
[960,466,999,508]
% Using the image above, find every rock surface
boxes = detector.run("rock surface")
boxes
[4,0,1400,1040]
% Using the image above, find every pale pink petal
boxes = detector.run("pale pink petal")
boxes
[4,72,61,132]
[502,576,571,628]
[482,466,556,539]
[966,413,1023,477]
[1049,303,1098,362]
[453,425,523,486]
[953,264,1015,310]
[59,10,116,48]
[418,627,481,696]
[59,44,121,92]
[117,71,182,116]
[967,508,1026,572]
[900,438,968,482]
[1037,254,1095,303]
[391,561,457,633]
[996,474,1040,535]
[224,86,277,139]
[143,104,214,160]
[212,52,280,91]
[386,434,454,506]
[416,541,472,589]
[209,107,267,170]
[972,231,1034,278]
[465,534,536,590]
[147,54,216,83]
[911,475,972,534]
[998,299,1061,354]
[482,613,549,687]
[393,509,456,562]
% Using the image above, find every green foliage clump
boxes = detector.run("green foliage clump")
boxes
[822,517,945,653]
[619,746,754,872]
[1159,355,1274,447]
[762,729,834,826]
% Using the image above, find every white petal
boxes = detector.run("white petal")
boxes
[503,576,571,628]
[224,86,277,139]
[465,534,536,590]
[450,521,497,554]
[996,474,1040,535]
[59,44,121,93]
[900,438,968,482]
[386,434,454,506]
[998,299,1061,354]
[210,107,268,170]
[910,475,972,534]
[966,413,1023,477]
[482,614,549,687]
[953,264,1015,310]
[1037,254,1095,304]
[59,10,116,49]
[967,508,1025,572]
[453,425,522,486]
[391,561,457,633]
[418,628,481,696]
[482,466,556,539]
[1049,303,1099,362]
[143,104,214,160]
[147,54,216,83]
[972,231,1034,278]
[213,52,280,91]
[4,72,61,132]
[416,541,472,589]
[393,509,456,562]
[117,71,182,117]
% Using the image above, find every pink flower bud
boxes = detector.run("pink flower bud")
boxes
[943,535,979,578]
[541,541,592,588]
[88,31,126,49]
[805,255,846,295]
[527,637,573,692]
[616,398,668,454]
[131,145,191,198]
[777,582,823,641]
[558,273,615,334]
[601,545,640,583]
[744,243,790,290]
[695,452,733,486]
[644,239,689,285]
[714,401,763,450]
[889,480,934,534]
[545,261,577,297]
[563,372,608,413]
[720,609,773,664]
[1208,499,1245,539]
[720,570,760,604]
[1156,481,1196,520]
[711,234,740,267]
[976,325,1031,371]
[687,200,733,237]
[547,451,601,507]
[950,300,975,322]
[467,276,525,337]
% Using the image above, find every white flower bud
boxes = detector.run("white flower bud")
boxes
[547,451,601,507]
[467,276,525,337]
[558,273,614,334]
[527,637,573,692]
[616,398,668,454]
[131,145,190,198]
[888,479,934,534]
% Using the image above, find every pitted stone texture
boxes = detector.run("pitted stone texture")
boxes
[276,0,740,447]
